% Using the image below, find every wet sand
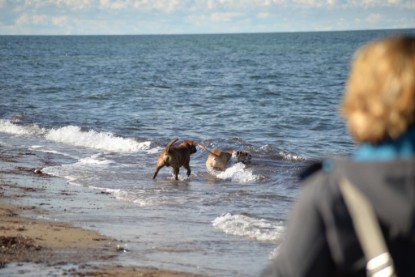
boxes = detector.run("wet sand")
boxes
[0,201,115,267]
[0,148,204,276]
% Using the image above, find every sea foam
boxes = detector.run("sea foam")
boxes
[79,154,114,165]
[212,163,261,183]
[212,213,284,241]
[0,119,45,136]
[45,125,150,153]
[278,151,304,161]
[0,119,151,154]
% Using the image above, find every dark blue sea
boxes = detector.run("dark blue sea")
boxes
[1,29,414,276]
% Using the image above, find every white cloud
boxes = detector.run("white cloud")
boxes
[402,0,415,9]
[3,0,413,35]
[15,0,415,13]
[16,13,47,25]
[206,0,216,9]
[186,14,205,25]
[366,13,382,24]
[193,0,285,10]
[291,0,335,7]
[52,15,68,26]
[56,0,94,9]
[210,12,242,22]
[19,0,93,10]
[260,0,285,5]
[99,0,129,10]
[16,14,30,26]
[32,14,47,24]
[257,12,271,19]
[347,0,377,5]
[346,0,413,7]
[152,0,182,13]
[96,0,185,12]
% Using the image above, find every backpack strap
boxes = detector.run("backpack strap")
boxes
[339,178,396,277]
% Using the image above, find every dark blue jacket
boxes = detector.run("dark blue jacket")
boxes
[262,158,415,276]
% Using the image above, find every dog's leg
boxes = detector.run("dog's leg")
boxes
[173,167,180,180]
[184,163,191,177]
[153,165,164,179]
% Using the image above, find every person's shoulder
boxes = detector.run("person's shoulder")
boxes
[299,160,323,180]
[298,159,349,206]
[299,159,337,185]
[300,157,356,179]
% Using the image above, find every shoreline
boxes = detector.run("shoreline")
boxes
[0,148,204,277]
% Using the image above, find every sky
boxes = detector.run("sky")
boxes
[0,0,414,35]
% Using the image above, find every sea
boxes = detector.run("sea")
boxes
[1,29,414,276]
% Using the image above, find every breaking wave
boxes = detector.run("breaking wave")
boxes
[0,119,45,136]
[209,163,262,183]
[212,213,285,241]
[0,119,150,153]
[45,125,150,153]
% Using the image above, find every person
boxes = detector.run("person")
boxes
[262,36,415,276]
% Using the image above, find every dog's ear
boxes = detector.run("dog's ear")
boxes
[183,140,196,146]
[191,141,197,153]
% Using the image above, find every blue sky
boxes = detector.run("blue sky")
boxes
[0,0,414,35]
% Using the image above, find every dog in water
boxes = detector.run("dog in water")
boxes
[198,144,251,171]
[152,138,197,180]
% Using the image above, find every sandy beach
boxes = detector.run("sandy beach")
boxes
[0,148,204,277]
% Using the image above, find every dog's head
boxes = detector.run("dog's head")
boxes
[181,140,197,154]
[235,151,251,163]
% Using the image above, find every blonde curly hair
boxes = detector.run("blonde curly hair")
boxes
[340,36,415,144]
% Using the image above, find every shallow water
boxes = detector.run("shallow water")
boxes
[1,29,414,276]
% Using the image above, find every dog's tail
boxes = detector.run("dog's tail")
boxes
[198,144,220,158]
[165,138,178,153]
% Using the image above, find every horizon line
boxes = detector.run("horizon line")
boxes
[1,27,414,37]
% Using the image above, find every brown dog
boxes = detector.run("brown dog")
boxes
[152,138,197,180]
[199,144,251,171]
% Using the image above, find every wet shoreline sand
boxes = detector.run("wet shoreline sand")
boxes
[0,148,204,276]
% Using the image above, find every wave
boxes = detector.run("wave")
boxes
[89,186,132,202]
[42,154,117,189]
[89,185,160,207]
[0,119,45,136]
[212,213,284,241]
[257,144,305,161]
[78,154,115,165]
[88,186,171,207]
[45,126,150,153]
[277,151,304,161]
[0,119,151,154]
[209,163,262,183]
[29,145,80,160]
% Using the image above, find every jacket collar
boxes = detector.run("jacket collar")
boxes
[353,126,415,161]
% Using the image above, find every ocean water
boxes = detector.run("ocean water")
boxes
[1,29,414,276]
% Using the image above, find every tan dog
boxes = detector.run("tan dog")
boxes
[199,144,251,171]
[152,138,197,180]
